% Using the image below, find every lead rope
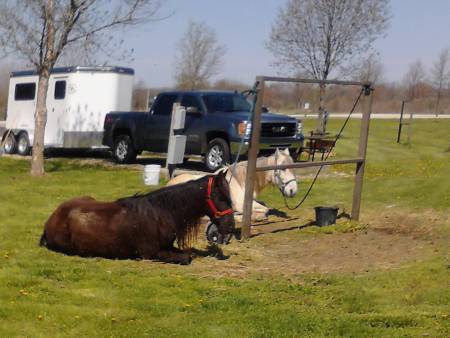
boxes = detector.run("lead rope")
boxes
[227,81,260,184]
[282,87,366,210]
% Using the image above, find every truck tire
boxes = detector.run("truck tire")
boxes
[17,132,31,156]
[113,134,136,164]
[3,132,17,154]
[205,138,230,172]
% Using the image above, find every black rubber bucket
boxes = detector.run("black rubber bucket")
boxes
[314,206,339,226]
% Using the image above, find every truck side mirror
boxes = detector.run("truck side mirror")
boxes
[186,106,201,115]
[262,106,269,113]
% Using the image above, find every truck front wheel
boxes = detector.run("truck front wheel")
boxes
[205,138,230,172]
[113,134,136,164]
[3,132,17,154]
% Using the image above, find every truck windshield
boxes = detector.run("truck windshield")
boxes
[202,93,251,113]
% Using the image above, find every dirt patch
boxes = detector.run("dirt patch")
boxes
[366,209,449,239]
[183,210,448,279]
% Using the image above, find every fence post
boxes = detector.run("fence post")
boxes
[397,100,405,143]
[241,77,265,240]
[351,85,373,220]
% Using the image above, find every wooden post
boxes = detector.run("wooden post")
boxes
[241,77,265,240]
[351,86,373,221]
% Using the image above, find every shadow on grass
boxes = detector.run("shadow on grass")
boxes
[249,211,352,238]
[43,149,210,173]
[191,245,230,261]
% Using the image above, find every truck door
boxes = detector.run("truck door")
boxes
[146,93,179,152]
[46,77,68,146]
[180,94,204,154]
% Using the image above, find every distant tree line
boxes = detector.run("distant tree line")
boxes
[128,49,450,115]
[2,52,450,117]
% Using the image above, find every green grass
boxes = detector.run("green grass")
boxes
[1,119,449,337]
[270,118,450,211]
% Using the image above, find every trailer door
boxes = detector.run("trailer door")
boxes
[46,77,68,146]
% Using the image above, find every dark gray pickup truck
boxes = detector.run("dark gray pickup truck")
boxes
[102,90,304,171]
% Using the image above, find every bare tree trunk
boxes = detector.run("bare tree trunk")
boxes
[31,71,50,176]
[315,83,326,134]
[434,84,442,117]
[30,0,55,177]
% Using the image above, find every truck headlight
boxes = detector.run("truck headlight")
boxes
[237,121,252,136]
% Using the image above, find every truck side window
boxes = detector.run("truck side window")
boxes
[153,94,178,115]
[14,83,36,101]
[181,95,202,113]
[54,81,66,100]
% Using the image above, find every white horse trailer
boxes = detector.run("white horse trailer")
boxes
[1,66,134,155]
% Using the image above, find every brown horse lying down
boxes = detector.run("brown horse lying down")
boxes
[40,171,235,265]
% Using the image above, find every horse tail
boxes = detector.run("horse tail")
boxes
[39,230,47,247]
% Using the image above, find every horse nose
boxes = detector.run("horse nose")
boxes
[284,185,296,197]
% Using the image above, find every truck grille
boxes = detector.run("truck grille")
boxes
[260,123,296,137]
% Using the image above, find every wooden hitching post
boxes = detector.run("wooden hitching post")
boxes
[241,77,265,240]
[351,85,373,220]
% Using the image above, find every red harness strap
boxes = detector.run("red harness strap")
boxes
[207,177,234,218]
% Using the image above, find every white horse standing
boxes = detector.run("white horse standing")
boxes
[167,148,298,221]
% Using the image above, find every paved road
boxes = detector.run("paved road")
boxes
[290,113,450,119]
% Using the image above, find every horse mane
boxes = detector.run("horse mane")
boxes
[228,157,269,193]
[116,176,209,249]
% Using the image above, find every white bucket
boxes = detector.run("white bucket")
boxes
[143,164,161,186]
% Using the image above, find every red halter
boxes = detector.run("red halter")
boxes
[206,176,234,218]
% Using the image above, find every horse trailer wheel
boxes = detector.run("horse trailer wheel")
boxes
[205,138,230,172]
[113,134,136,164]
[3,133,17,154]
[17,133,31,156]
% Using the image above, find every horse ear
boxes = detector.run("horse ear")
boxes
[283,148,290,155]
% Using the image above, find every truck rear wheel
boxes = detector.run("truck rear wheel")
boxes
[205,138,230,172]
[113,134,136,164]
[17,132,31,156]
[3,132,17,154]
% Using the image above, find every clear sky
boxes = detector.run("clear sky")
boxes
[123,0,450,87]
